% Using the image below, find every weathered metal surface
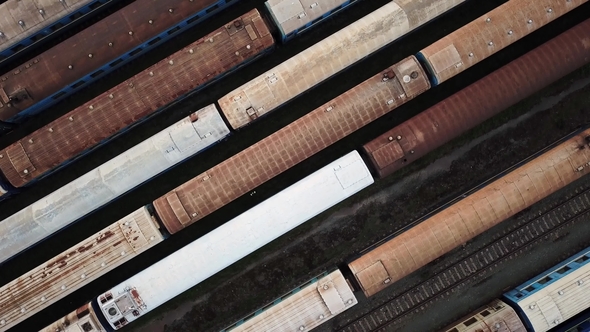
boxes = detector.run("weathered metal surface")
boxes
[364,18,590,178]
[0,0,90,51]
[0,0,221,118]
[0,9,273,188]
[154,56,429,234]
[441,300,526,332]
[0,207,163,332]
[97,152,372,330]
[265,0,354,37]
[417,0,588,85]
[224,270,357,332]
[349,129,590,297]
[219,0,465,129]
[0,105,228,265]
[38,303,106,332]
[504,247,590,332]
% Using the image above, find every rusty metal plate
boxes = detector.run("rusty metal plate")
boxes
[4,142,35,178]
[119,218,148,253]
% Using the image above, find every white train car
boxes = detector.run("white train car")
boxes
[0,105,229,264]
[218,0,466,130]
[94,151,372,330]
[41,151,372,331]
[222,270,357,332]
[265,0,359,41]
[503,246,590,332]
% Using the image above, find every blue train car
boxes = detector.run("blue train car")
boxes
[503,246,590,332]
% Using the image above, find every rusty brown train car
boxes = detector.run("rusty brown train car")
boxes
[0,9,273,188]
[149,0,590,233]
[152,56,430,233]
[349,128,590,297]
[0,0,238,126]
[416,0,588,86]
[364,17,590,178]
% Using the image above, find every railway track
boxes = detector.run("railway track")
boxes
[338,180,590,332]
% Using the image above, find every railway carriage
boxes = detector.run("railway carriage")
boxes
[349,128,590,297]
[38,151,372,331]
[0,104,229,266]
[0,207,164,332]
[441,300,527,332]
[416,0,587,86]
[0,9,273,191]
[0,0,238,126]
[363,17,590,178]
[0,0,118,61]
[218,0,466,130]
[265,0,359,41]
[221,270,357,332]
[504,246,590,332]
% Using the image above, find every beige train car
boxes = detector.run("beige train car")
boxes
[222,270,357,332]
[349,128,590,297]
[0,207,163,331]
[441,300,526,332]
[417,0,588,85]
[39,303,105,332]
[218,0,466,129]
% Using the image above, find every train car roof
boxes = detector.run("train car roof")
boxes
[265,0,355,38]
[153,56,429,233]
[349,128,590,297]
[416,0,587,86]
[441,300,526,332]
[0,9,272,188]
[0,207,163,331]
[222,270,357,332]
[504,246,590,332]
[0,105,228,265]
[96,151,372,329]
[219,0,464,129]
